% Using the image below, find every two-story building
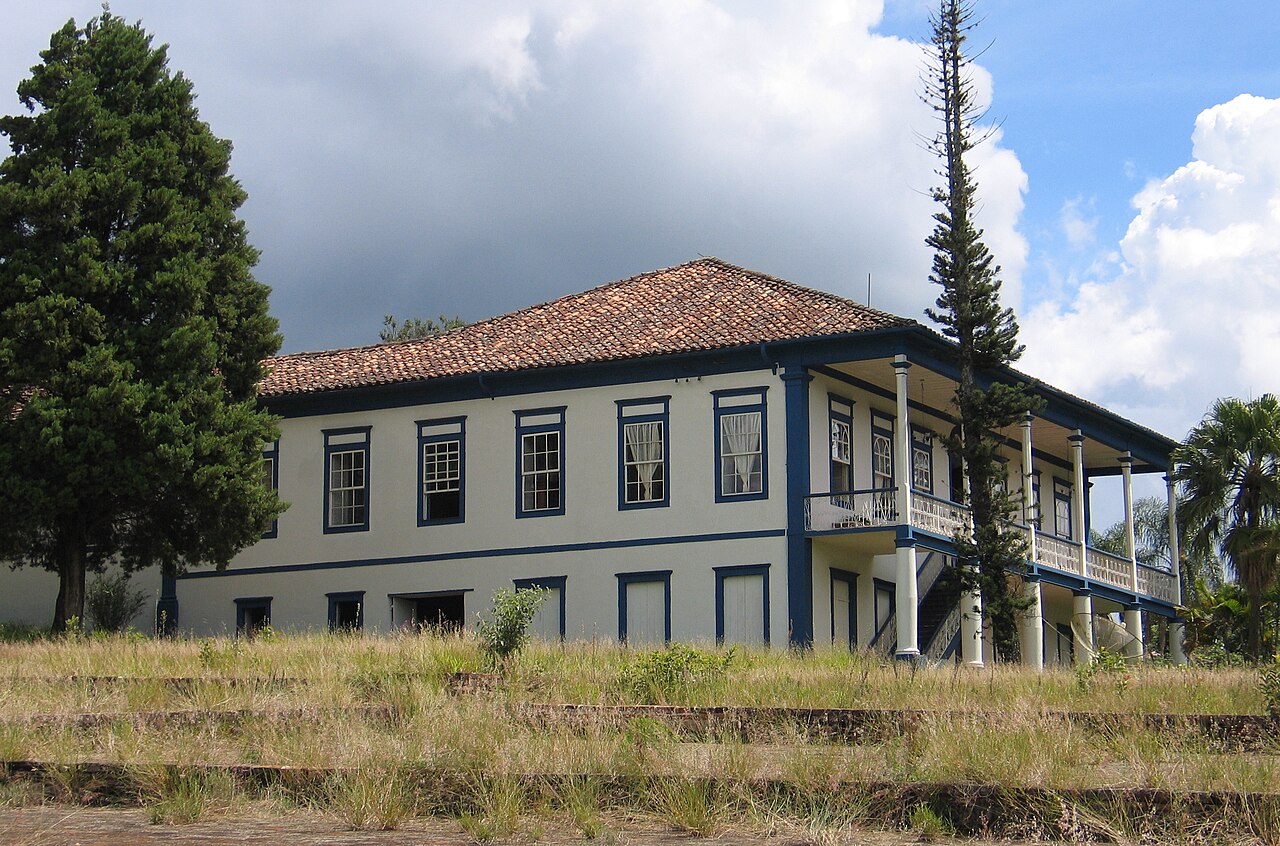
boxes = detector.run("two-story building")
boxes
[169,258,1184,666]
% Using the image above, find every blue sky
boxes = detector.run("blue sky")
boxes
[3,0,1279,475]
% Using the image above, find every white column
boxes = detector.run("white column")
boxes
[1167,473,1187,663]
[1021,578,1044,670]
[1069,432,1087,578]
[961,584,983,668]
[1073,590,1094,666]
[892,355,913,525]
[1124,606,1144,660]
[1021,413,1037,562]
[1120,452,1138,592]
[895,541,919,659]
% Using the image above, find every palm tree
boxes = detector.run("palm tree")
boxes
[1173,395,1280,660]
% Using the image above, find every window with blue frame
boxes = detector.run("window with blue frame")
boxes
[828,396,853,493]
[417,417,465,525]
[713,388,768,501]
[515,407,566,517]
[323,427,370,533]
[617,397,669,509]
[327,591,365,631]
[830,568,858,648]
[261,439,279,539]
[870,410,894,491]
[715,563,770,646]
[514,575,567,640]
[911,426,934,495]
[617,570,671,645]
[873,578,895,641]
[234,596,272,637]
[1053,478,1073,540]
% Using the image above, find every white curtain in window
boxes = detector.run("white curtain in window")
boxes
[723,413,761,491]
[625,421,662,499]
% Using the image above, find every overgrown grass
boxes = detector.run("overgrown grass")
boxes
[1,631,1278,841]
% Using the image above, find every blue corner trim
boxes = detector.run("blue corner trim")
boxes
[781,366,813,646]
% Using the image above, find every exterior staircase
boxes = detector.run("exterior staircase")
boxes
[870,550,962,662]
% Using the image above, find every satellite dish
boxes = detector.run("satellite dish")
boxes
[1070,613,1138,660]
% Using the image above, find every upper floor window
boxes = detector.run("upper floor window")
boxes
[323,427,370,533]
[418,417,465,525]
[617,397,670,509]
[1053,478,1073,540]
[713,388,768,502]
[871,410,894,491]
[829,396,853,493]
[516,407,566,518]
[261,439,279,539]
[911,427,933,494]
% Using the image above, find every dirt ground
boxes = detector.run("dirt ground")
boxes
[0,804,1041,846]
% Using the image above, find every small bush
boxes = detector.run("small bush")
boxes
[1192,642,1248,669]
[86,568,148,633]
[0,622,46,642]
[476,587,546,668]
[615,643,733,704]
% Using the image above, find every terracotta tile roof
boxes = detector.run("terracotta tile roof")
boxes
[260,258,912,397]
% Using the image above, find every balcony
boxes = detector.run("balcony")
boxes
[804,488,1178,604]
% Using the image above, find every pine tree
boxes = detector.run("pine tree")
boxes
[0,13,283,632]
[923,0,1040,660]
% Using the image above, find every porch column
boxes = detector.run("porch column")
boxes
[155,570,179,636]
[892,356,913,525]
[1072,589,1094,666]
[961,583,983,668]
[1120,452,1139,594]
[1167,473,1187,663]
[782,366,814,648]
[1069,432,1087,578]
[1125,605,1145,660]
[1021,413,1037,562]
[1021,577,1044,670]
[895,537,920,659]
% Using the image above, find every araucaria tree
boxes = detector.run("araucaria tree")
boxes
[923,0,1039,660]
[0,13,283,632]
[1173,395,1280,661]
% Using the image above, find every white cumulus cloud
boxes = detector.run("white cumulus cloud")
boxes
[1022,94,1280,438]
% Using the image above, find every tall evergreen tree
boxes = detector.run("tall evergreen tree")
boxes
[0,13,283,631]
[923,0,1039,660]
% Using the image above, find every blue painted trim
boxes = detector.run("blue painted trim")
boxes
[416,417,466,526]
[829,567,858,649]
[261,439,279,539]
[322,426,371,534]
[515,407,566,518]
[234,596,272,633]
[712,387,769,503]
[156,572,179,635]
[616,570,673,644]
[616,397,670,510]
[1053,478,1073,540]
[713,563,771,645]
[513,575,567,640]
[781,367,813,646]
[870,408,895,490]
[178,528,787,579]
[1082,468,1092,539]
[326,590,366,630]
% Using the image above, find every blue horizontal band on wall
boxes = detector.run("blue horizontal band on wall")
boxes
[177,528,788,580]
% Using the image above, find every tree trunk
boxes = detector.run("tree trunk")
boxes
[51,530,87,635]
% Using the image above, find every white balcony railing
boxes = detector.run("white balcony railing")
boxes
[909,492,971,539]
[1086,546,1133,591]
[803,489,897,532]
[1137,564,1177,603]
[1033,531,1081,576]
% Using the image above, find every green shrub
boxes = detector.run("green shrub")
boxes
[86,567,149,633]
[476,587,546,668]
[0,622,46,642]
[1191,642,1248,669]
[615,643,733,704]
[1259,659,1280,717]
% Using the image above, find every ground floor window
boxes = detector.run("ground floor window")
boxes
[390,591,469,633]
[715,564,769,646]
[873,579,895,641]
[830,569,858,649]
[327,591,365,631]
[234,596,272,637]
[513,576,567,641]
[617,571,671,646]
